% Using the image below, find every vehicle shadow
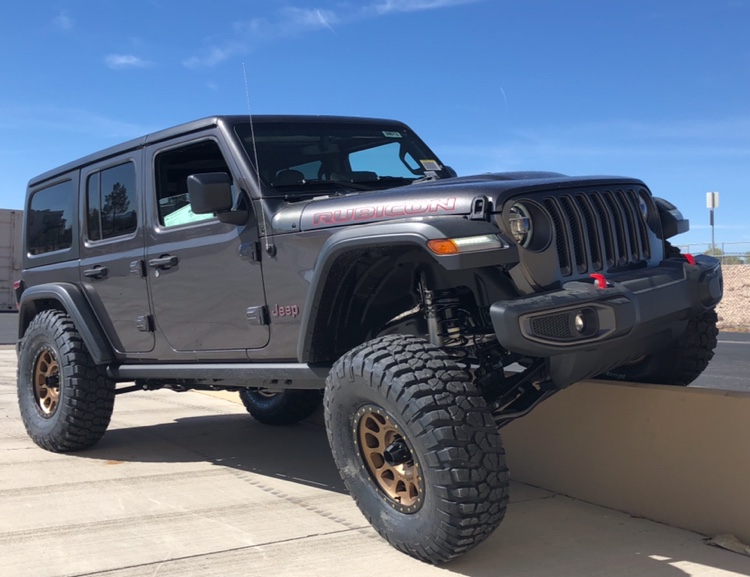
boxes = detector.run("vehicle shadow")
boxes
[83,407,347,494]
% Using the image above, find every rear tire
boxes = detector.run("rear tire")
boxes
[600,309,719,386]
[325,335,509,564]
[17,310,115,452]
[238,389,321,425]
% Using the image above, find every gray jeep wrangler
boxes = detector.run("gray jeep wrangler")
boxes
[15,115,722,563]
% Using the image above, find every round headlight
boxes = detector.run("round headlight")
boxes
[638,195,649,219]
[508,203,533,247]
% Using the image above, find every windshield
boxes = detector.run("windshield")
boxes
[233,120,449,195]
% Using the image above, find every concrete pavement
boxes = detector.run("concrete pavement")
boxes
[2,346,750,576]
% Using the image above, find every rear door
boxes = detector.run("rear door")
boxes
[78,154,154,353]
[144,134,269,354]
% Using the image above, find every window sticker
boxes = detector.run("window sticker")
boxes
[420,159,441,171]
[163,204,213,227]
[382,131,402,138]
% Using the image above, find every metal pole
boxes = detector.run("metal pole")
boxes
[711,208,715,255]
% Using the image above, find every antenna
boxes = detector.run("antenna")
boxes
[242,62,273,254]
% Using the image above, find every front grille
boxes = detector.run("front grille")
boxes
[542,188,652,277]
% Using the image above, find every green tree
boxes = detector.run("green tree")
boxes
[704,247,743,264]
[102,183,130,236]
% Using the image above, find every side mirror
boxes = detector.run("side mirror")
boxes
[187,172,248,225]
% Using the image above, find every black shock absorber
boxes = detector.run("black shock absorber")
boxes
[418,271,474,349]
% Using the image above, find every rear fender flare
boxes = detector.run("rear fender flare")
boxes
[18,283,115,365]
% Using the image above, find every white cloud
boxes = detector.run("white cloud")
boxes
[183,46,236,69]
[234,7,339,40]
[105,54,152,70]
[280,7,339,33]
[372,0,481,15]
[187,0,476,68]
[0,104,153,140]
[53,11,74,30]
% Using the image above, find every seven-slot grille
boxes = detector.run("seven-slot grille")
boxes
[541,188,652,277]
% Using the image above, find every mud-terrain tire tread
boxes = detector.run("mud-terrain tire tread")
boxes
[602,308,719,386]
[239,389,321,425]
[324,334,509,564]
[17,310,115,452]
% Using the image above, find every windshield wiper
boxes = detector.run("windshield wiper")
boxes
[411,171,441,184]
[272,180,373,193]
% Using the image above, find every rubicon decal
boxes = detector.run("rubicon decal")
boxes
[312,197,458,226]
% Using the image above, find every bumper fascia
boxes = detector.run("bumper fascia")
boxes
[490,255,722,387]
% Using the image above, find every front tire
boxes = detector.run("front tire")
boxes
[325,335,509,564]
[17,310,115,452]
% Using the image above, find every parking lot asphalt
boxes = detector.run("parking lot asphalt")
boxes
[2,346,750,577]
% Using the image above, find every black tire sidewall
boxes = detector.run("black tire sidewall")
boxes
[326,374,441,538]
[17,318,67,441]
[239,389,321,425]
[239,390,283,413]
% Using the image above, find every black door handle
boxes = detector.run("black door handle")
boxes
[83,266,108,279]
[148,255,179,270]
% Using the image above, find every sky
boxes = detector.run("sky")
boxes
[1,0,748,250]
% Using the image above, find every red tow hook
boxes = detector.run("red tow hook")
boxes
[589,273,608,289]
[684,253,696,265]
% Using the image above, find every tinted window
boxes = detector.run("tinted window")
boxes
[27,180,74,255]
[154,140,231,227]
[87,162,137,241]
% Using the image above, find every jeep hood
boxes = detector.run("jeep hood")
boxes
[273,172,647,233]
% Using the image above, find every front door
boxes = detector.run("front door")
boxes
[145,136,269,353]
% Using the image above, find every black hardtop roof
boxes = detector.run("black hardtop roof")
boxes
[28,114,407,188]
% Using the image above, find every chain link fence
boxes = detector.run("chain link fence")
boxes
[675,243,749,331]
[716,265,750,332]
[676,242,750,265]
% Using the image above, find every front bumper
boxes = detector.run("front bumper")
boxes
[490,255,722,388]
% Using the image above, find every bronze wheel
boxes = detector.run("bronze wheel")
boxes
[355,405,423,512]
[33,347,60,417]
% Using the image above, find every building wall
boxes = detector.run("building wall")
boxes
[504,381,750,545]
[0,210,23,310]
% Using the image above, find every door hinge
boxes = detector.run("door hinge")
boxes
[130,259,146,277]
[239,242,261,262]
[246,306,268,326]
[136,315,154,332]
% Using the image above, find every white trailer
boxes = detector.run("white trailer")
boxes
[0,209,23,311]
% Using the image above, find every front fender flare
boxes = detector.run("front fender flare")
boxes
[296,217,517,361]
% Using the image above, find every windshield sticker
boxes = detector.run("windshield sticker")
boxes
[382,131,402,138]
[420,159,441,171]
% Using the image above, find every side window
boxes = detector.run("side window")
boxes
[155,140,232,227]
[27,180,74,255]
[87,162,137,241]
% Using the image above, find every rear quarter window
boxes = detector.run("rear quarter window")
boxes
[27,180,75,255]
